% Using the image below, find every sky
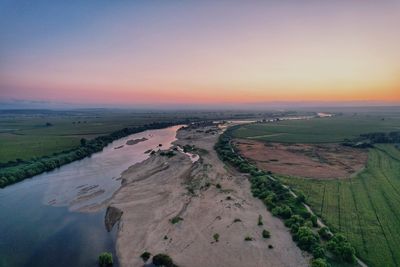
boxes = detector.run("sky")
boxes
[0,0,399,108]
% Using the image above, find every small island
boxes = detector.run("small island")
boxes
[126,137,148,146]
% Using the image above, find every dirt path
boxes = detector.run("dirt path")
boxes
[107,124,309,267]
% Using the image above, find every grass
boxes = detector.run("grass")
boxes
[232,114,400,143]
[279,144,400,267]
[0,109,261,164]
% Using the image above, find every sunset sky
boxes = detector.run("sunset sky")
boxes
[0,1,399,107]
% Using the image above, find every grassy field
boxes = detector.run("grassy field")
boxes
[0,110,178,163]
[232,113,400,143]
[232,109,400,266]
[0,109,280,163]
[279,144,400,267]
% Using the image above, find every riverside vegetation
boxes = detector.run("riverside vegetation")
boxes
[215,125,357,267]
[0,121,183,188]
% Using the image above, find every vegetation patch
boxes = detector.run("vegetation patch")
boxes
[215,126,357,265]
[152,253,177,267]
[140,251,151,262]
[170,216,183,224]
[98,252,113,267]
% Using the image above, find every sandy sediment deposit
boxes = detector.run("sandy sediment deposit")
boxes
[106,124,309,267]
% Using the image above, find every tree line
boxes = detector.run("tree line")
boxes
[215,126,356,267]
[0,121,185,188]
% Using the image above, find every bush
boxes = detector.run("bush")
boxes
[244,236,253,241]
[318,227,332,240]
[285,215,304,228]
[262,229,271,238]
[326,234,356,263]
[98,252,113,267]
[170,216,183,224]
[152,254,175,267]
[271,205,292,219]
[258,214,263,226]
[293,226,319,252]
[213,233,220,242]
[296,191,306,203]
[311,258,330,267]
[140,251,151,262]
[311,244,325,259]
[310,215,318,227]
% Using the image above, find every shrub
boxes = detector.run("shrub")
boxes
[310,215,318,227]
[268,244,273,249]
[258,215,263,226]
[285,215,304,228]
[140,251,151,262]
[233,218,241,223]
[296,191,306,203]
[311,244,325,259]
[271,205,292,219]
[213,233,220,242]
[262,229,271,238]
[216,183,222,189]
[98,252,113,267]
[244,236,253,241]
[170,216,183,224]
[326,234,356,263]
[318,227,332,240]
[311,258,329,267]
[152,254,175,267]
[293,226,319,252]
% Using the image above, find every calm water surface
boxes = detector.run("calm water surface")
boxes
[0,125,181,267]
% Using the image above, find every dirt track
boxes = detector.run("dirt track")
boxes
[234,139,368,179]
[106,125,308,267]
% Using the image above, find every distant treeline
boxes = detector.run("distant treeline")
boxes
[0,121,186,188]
[342,131,400,148]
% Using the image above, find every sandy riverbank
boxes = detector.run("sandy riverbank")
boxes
[106,124,309,267]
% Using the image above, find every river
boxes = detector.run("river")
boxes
[0,125,182,267]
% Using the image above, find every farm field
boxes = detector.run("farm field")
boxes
[232,113,400,143]
[279,144,400,267]
[233,139,368,179]
[232,110,400,267]
[0,109,265,164]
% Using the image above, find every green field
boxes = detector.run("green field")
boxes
[279,145,400,267]
[232,110,400,267]
[0,109,267,164]
[0,110,176,163]
[233,114,400,143]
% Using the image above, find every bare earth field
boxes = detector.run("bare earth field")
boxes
[106,125,308,267]
[234,139,368,179]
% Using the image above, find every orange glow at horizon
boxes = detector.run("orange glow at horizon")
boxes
[1,1,400,105]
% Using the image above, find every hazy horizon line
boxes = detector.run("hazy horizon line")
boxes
[0,98,399,111]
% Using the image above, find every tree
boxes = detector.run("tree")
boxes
[213,233,220,242]
[311,258,329,267]
[80,138,87,146]
[326,234,356,263]
[262,229,271,238]
[293,226,319,251]
[152,254,174,267]
[140,251,151,262]
[258,214,263,226]
[98,252,113,267]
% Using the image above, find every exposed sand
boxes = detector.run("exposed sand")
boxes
[107,125,309,267]
[234,139,368,179]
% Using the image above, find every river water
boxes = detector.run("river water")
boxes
[0,125,182,267]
